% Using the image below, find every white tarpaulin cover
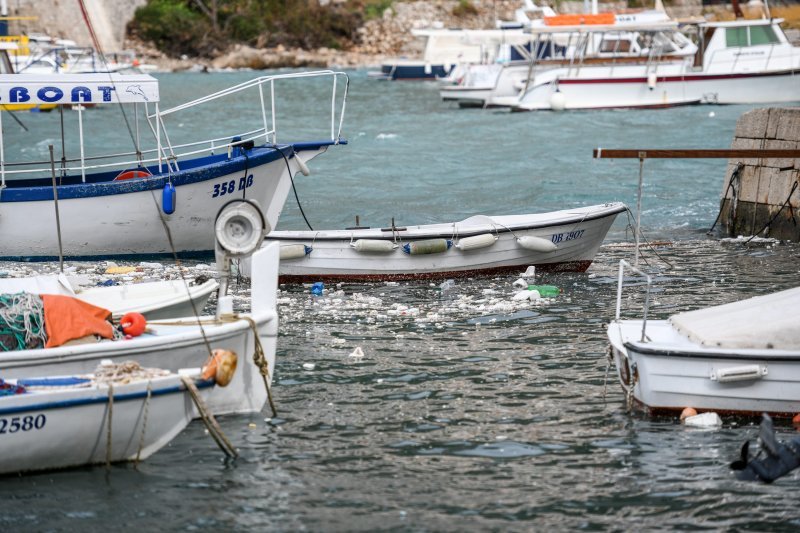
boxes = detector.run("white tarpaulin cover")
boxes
[669,286,800,350]
[0,274,75,296]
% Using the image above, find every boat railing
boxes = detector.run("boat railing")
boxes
[148,70,348,175]
[0,126,268,178]
[0,70,348,184]
[615,259,652,342]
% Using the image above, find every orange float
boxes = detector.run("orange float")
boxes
[120,312,147,337]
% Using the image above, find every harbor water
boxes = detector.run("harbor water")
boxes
[1,71,799,530]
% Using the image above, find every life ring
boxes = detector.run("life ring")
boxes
[114,169,152,181]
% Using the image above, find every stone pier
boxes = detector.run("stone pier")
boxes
[719,108,800,241]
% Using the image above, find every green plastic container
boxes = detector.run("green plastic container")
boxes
[527,285,560,298]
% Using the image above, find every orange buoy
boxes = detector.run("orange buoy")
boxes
[202,349,238,387]
[680,407,698,421]
[544,13,616,26]
[793,413,800,426]
[120,312,147,337]
[114,169,152,181]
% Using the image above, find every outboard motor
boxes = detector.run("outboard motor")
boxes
[730,414,800,483]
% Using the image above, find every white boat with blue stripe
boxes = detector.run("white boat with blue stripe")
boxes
[0,367,213,475]
[0,71,348,260]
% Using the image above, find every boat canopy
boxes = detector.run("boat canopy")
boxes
[669,286,800,350]
[0,73,159,105]
[698,18,785,28]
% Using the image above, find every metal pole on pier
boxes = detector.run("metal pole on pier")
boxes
[48,145,64,273]
[593,148,800,266]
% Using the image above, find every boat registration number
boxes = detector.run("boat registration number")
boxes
[212,174,254,198]
[0,414,46,434]
[551,229,584,244]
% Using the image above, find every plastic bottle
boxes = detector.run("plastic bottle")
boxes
[527,284,560,297]
[310,282,324,296]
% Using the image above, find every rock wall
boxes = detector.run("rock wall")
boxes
[4,0,146,52]
[719,108,800,241]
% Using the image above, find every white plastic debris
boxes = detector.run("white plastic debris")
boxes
[683,412,722,428]
[512,278,527,289]
[512,289,540,301]
[522,266,536,278]
[349,346,365,358]
[302,363,315,371]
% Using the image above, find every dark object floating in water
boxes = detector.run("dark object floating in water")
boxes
[730,414,800,483]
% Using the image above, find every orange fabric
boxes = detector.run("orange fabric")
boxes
[544,13,616,26]
[41,294,114,348]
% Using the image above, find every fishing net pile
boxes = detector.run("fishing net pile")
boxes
[0,292,117,351]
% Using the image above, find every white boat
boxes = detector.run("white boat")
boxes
[370,1,549,81]
[607,260,800,416]
[240,202,625,282]
[0,240,280,416]
[500,18,800,110]
[0,274,219,320]
[0,71,348,259]
[0,365,212,475]
[440,13,692,108]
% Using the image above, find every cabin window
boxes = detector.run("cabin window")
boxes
[749,25,779,45]
[600,39,631,53]
[726,25,779,47]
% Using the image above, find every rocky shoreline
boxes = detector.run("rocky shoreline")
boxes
[124,0,797,73]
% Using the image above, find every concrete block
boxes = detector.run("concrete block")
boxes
[766,168,796,206]
[763,139,798,169]
[729,137,763,166]
[765,108,780,139]
[738,165,761,203]
[775,108,800,141]
[734,108,770,139]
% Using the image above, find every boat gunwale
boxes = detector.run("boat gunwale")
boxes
[267,202,626,242]
[0,140,341,202]
[0,377,214,416]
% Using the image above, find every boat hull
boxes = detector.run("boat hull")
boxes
[0,144,328,260]
[244,203,625,282]
[608,320,800,416]
[0,374,206,475]
[512,68,800,110]
[0,244,280,415]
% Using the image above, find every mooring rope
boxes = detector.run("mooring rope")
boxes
[106,383,114,469]
[134,382,153,468]
[180,375,238,458]
[745,180,799,244]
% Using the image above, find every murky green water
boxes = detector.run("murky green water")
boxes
[1,71,799,530]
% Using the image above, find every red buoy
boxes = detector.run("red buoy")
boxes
[120,312,147,337]
[114,169,152,181]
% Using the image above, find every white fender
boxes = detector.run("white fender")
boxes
[455,233,498,251]
[279,244,311,260]
[517,236,557,253]
[351,239,397,253]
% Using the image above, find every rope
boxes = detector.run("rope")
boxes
[180,375,238,458]
[274,145,314,230]
[148,314,278,417]
[134,382,153,468]
[745,180,799,244]
[602,344,613,403]
[105,383,114,469]
[626,362,638,413]
[708,163,742,235]
[0,293,46,351]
